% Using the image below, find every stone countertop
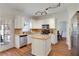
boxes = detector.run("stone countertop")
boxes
[31,34,51,40]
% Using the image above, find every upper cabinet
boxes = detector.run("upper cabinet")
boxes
[32,18,55,29]
[15,16,25,29]
[49,18,55,28]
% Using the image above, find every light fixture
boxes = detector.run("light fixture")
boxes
[35,10,47,16]
[45,3,61,10]
[35,3,61,16]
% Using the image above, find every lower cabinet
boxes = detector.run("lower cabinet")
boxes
[27,35,32,44]
[51,34,58,45]
[15,35,27,48]
[20,36,27,47]
[32,37,51,56]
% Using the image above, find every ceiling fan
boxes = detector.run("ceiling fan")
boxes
[35,3,61,16]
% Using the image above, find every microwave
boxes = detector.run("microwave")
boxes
[42,24,50,34]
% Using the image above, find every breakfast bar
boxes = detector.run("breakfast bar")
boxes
[31,34,51,56]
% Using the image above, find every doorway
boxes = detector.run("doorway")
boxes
[56,21,67,41]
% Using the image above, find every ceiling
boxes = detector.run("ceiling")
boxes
[0,3,78,16]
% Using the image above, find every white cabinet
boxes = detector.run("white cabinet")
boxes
[32,36,51,56]
[51,34,58,45]
[15,16,21,28]
[15,35,27,48]
[15,16,25,28]
[27,35,32,44]
[20,36,27,47]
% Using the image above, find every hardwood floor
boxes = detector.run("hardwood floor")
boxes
[0,45,32,56]
[48,39,72,56]
[0,38,72,56]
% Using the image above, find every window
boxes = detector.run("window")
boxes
[22,20,32,32]
[0,20,11,45]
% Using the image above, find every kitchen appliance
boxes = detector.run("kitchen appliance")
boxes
[42,24,50,34]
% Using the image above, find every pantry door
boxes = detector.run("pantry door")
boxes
[0,16,14,52]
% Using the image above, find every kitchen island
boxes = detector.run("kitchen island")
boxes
[31,34,51,56]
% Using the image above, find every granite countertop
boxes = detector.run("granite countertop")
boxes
[31,34,51,40]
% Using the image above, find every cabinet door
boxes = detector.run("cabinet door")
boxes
[15,16,25,28]
[27,35,31,44]
[24,36,27,44]
[15,18,21,28]
[20,37,24,46]
[20,36,27,47]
